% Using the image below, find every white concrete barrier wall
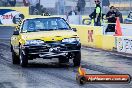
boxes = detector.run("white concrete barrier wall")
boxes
[68,15,82,25]
[121,25,132,36]
[116,36,132,54]
[54,15,82,25]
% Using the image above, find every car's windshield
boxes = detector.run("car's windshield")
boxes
[21,18,71,32]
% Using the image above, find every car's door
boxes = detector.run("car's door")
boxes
[11,21,22,55]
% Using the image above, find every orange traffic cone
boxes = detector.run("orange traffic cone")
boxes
[114,17,122,36]
[78,66,86,76]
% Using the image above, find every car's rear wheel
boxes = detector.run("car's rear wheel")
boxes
[73,51,81,67]
[58,56,69,64]
[19,46,28,67]
[12,50,20,64]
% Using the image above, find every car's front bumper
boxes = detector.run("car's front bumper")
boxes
[22,42,81,58]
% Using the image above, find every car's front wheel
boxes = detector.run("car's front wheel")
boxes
[19,46,28,67]
[73,51,81,67]
[12,49,20,64]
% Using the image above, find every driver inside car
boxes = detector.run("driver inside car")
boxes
[28,22,36,31]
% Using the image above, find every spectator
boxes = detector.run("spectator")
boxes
[106,6,117,32]
[68,7,77,16]
[58,0,65,15]
[115,8,123,23]
[23,0,29,6]
[8,0,16,7]
[40,5,45,15]
[94,0,102,26]
[0,0,2,6]
[41,7,50,16]
[28,0,40,15]
[0,0,8,6]
[77,0,86,14]
[102,0,110,14]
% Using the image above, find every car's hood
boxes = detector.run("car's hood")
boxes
[21,30,79,42]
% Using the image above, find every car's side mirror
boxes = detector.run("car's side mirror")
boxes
[72,28,77,32]
[13,31,19,35]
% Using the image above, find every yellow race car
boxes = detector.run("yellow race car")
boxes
[10,17,81,67]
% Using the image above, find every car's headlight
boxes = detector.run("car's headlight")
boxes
[25,40,44,45]
[62,38,80,43]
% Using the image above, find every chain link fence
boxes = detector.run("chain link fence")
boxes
[40,0,131,15]
[38,0,132,15]
[0,0,131,15]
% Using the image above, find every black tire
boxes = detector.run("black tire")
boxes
[78,76,87,85]
[58,56,69,64]
[19,46,28,67]
[12,50,20,64]
[73,51,81,67]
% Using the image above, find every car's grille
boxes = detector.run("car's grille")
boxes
[26,46,49,53]
[25,42,80,54]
